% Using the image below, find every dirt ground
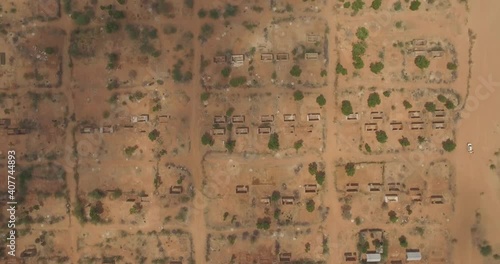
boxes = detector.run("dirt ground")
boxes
[0,0,499,263]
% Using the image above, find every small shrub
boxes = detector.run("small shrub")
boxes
[336,63,348,75]
[370,62,384,74]
[315,171,326,185]
[345,163,355,176]
[306,200,315,212]
[409,0,421,10]
[388,210,398,223]
[229,76,247,87]
[223,4,238,18]
[383,90,391,97]
[293,90,304,101]
[376,130,388,143]
[225,140,236,153]
[437,94,447,103]
[447,62,457,70]
[268,133,280,150]
[371,0,382,10]
[289,65,302,77]
[201,133,214,146]
[148,129,160,141]
[351,0,365,13]
[209,9,220,19]
[44,47,56,55]
[256,217,271,230]
[353,56,364,69]
[316,94,326,107]
[367,92,381,107]
[200,92,210,101]
[399,137,410,147]
[403,100,413,109]
[294,140,303,151]
[442,139,456,152]
[197,8,207,18]
[320,69,327,77]
[344,2,351,8]
[399,236,408,247]
[424,102,436,112]
[271,191,281,202]
[445,100,455,109]
[417,136,425,144]
[226,107,235,117]
[341,100,354,116]
[393,1,402,10]
[221,67,231,77]
[414,55,430,69]
[356,27,369,41]
[308,162,318,175]
[124,145,138,156]
[364,143,372,153]
[479,244,492,256]
[88,189,106,200]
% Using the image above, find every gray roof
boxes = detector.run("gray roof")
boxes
[367,253,382,262]
[406,251,422,261]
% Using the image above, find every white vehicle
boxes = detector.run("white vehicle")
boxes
[467,143,474,154]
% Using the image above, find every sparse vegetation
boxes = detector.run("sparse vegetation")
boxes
[289,65,302,77]
[225,140,236,153]
[148,129,160,141]
[200,92,210,101]
[256,217,271,230]
[268,133,280,150]
[294,90,304,101]
[447,62,457,70]
[229,76,247,87]
[221,67,231,78]
[201,133,214,146]
[315,171,326,185]
[442,139,456,152]
[399,236,408,247]
[294,140,304,151]
[308,162,318,175]
[389,210,398,223]
[336,63,348,75]
[399,137,410,147]
[403,100,413,109]
[124,145,138,156]
[306,200,315,212]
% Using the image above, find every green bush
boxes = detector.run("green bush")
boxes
[148,129,160,141]
[447,62,457,70]
[200,92,210,101]
[403,100,412,109]
[352,42,367,57]
[198,8,207,18]
[316,94,326,107]
[399,236,408,247]
[201,132,214,146]
[389,210,398,223]
[383,90,391,97]
[344,2,351,8]
[414,55,430,69]
[417,136,425,144]
[367,92,381,107]
[409,0,421,10]
[268,133,280,150]
[341,100,353,116]
[294,90,304,101]
[294,139,303,151]
[289,65,302,77]
[88,189,106,200]
[271,191,281,202]
[306,200,315,212]
[353,56,364,69]
[371,0,382,10]
[345,163,356,176]
[445,100,455,109]
[221,67,231,77]
[480,244,492,256]
[370,62,384,74]
[308,162,318,175]
[125,24,140,39]
[315,171,325,185]
[393,1,402,10]
[256,217,271,230]
[442,139,456,152]
[184,0,194,9]
[226,107,235,117]
[163,24,177,35]
[229,76,247,87]
[351,0,365,13]
[225,140,236,153]
[399,137,410,147]
[72,11,92,25]
[223,4,238,18]
[356,27,369,41]
[124,145,138,156]
[376,130,388,143]
[336,63,348,75]
[437,94,447,103]
[44,47,56,55]
[424,102,436,112]
[364,143,372,153]
[209,9,220,19]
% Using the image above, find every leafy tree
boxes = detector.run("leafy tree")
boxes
[370,62,384,74]
[124,145,138,156]
[221,67,231,77]
[424,102,436,112]
[294,90,304,101]
[315,171,326,185]
[383,90,391,97]
[414,55,430,69]
[274,209,281,220]
[442,139,456,152]
[480,244,492,256]
[308,162,318,175]
[225,140,236,153]
[316,94,326,107]
[336,63,348,75]
[399,137,410,147]
[376,130,388,143]
[306,200,315,212]
[201,132,214,146]
[294,140,303,151]
[352,42,367,57]
[343,2,351,8]
[345,163,356,176]
[88,189,106,200]
[271,191,281,202]
[403,100,413,109]
[290,65,302,77]
[72,11,92,25]
[417,136,425,144]
[89,201,104,223]
[148,129,160,141]
[393,1,402,10]
[341,100,353,116]
[367,92,381,107]
[223,4,238,18]
[256,217,271,230]
[399,236,408,247]
[371,0,382,10]
[356,27,369,41]
[268,133,280,150]
[226,107,235,117]
[409,0,421,10]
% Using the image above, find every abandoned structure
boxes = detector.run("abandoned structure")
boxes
[169,186,183,194]
[235,185,249,194]
[307,113,321,121]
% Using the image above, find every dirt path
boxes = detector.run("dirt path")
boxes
[450,1,500,263]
